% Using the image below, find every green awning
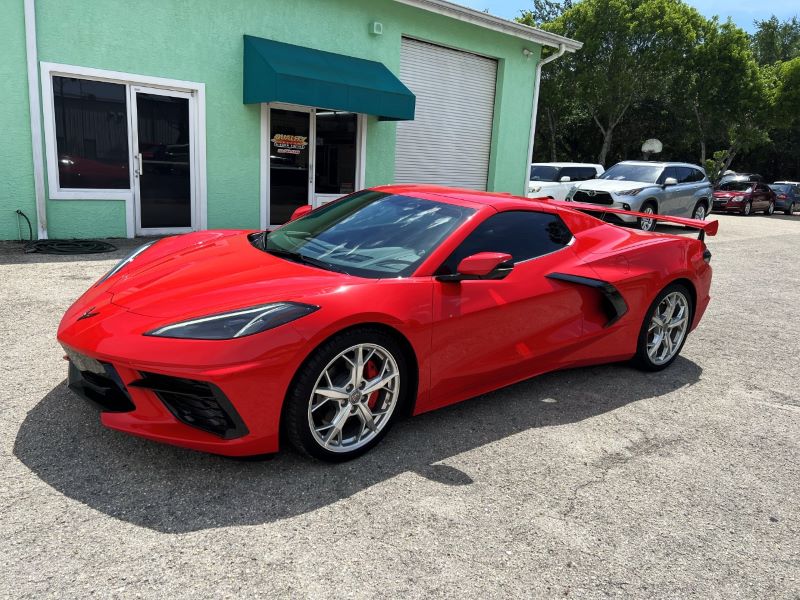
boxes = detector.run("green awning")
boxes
[243,35,416,121]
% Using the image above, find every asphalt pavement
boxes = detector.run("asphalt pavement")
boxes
[1,212,798,598]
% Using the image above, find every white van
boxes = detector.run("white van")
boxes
[528,163,605,200]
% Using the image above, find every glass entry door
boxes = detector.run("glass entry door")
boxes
[131,87,195,233]
[267,107,361,226]
[269,108,312,225]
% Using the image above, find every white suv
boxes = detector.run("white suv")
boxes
[528,163,605,200]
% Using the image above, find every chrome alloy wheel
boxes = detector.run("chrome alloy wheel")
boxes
[646,291,690,366]
[640,206,656,231]
[693,204,706,220]
[307,343,400,453]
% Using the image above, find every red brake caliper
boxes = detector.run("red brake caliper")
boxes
[364,360,380,409]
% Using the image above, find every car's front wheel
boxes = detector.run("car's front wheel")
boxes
[785,202,794,216]
[766,201,775,215]
[283,328,408,461]
[742,200,752,216]
[633,283,693,371]
[638,202,657,231]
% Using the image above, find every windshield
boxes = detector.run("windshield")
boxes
[718,181,753,192]
[530,166,560,182]
[600,164,662,183]
[263,191,474,278]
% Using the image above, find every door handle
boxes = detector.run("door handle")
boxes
[135,153,143,177]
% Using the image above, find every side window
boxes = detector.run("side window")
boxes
[674,167,693,183]
[657,167,674,184]
[756,183,768,192]
[436,211,573,276]
[687,169,705,182]
[561,167,596,181]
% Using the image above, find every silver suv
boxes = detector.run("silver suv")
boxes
[565,161,713,231]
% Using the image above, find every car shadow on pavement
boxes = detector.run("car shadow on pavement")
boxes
[14,357,701,533]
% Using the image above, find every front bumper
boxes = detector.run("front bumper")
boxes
[58,297,307,456]
[712,198,746,212]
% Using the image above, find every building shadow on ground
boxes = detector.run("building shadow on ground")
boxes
[14,358,701,533]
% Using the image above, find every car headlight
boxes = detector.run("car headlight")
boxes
[95,241,156,286]
[145,302,319,340]
[616,188,644,196]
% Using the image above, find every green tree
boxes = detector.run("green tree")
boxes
[518,0,573,27]
[751,16,800,65]
[681,18,764,164]
[523,0,705,165]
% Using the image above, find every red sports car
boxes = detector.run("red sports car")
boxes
[58,186,717,461]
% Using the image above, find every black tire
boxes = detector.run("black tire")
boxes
[632,283,694,372]
[691,201,708,221]
[637,201,658,231]
[742,200,752,216]
[785,203,794,216]
[766,201,775,215]
[283,327,409,462]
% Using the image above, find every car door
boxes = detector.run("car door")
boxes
[657,167,682,215]
[753,183,769,210]
[427,210,586,411]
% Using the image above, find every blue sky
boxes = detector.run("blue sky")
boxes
[458,0,798,32]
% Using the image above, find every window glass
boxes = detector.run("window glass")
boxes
[689,169,705,182]
[560,167,595,181]
[530,166,560,182]
[718,181,753,192]
[436,211,573,276]
[673,167,693,183]
[315,111,357,195]
[265,191,474,278]
[601,164,662,183]
[52,76,130,189]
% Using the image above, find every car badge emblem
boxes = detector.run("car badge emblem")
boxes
[349,390,363,405]
[586,190,596,197]
[77,307,99,321]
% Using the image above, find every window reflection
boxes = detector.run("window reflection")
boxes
[315,111,357,195]
[52,76,130,189]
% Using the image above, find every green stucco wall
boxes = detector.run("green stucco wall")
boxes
[1,0,541,239]
[0,1,37,240]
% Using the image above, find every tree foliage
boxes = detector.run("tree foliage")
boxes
[518,3,800,180]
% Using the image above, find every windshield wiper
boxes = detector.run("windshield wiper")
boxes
[264,247,346,274]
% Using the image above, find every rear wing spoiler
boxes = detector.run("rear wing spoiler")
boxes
[549,200,719,241]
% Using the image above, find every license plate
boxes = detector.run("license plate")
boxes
[64,347,105,374]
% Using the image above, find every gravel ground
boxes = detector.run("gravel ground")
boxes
[1,213,798,598]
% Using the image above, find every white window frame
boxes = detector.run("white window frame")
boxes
[260,102,367,229]
[40,62,207,237]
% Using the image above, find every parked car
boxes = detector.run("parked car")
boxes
[769,182,800,215]
[58,185,716,461]
[718,172,763,187]
[564,161,712,231]
[712,181,776,215]
[528,162,604,200]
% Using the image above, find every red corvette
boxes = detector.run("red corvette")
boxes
[58,186,717,461]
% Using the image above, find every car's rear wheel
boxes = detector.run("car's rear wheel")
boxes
[766,201,775,215]
[283,328,408,461]
[691,201,707,221]
[632,283,693,372]
[742,200,752,216]
[785,202,794,215]
[638,202,657,231]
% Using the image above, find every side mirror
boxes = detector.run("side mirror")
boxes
[559,175,571,182]
[290,205,313,221]
[437,252,514,282]
[663,177,678,186]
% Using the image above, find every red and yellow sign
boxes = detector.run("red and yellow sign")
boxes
[271,134,308,155]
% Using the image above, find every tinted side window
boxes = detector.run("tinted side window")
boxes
[689,169,706,182]
[656,167,674,184]
[561,167,596,181]
[437,211,573,275]
[674,167,693,183]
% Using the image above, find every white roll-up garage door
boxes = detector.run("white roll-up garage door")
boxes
[395,38,498,190]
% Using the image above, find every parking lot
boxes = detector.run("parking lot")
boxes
[1,212,798,598]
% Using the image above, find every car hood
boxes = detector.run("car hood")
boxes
[106,231,359,320]
[573,179,656,192]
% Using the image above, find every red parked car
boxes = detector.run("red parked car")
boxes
[712,181,776,215]
[58,186,716,461]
